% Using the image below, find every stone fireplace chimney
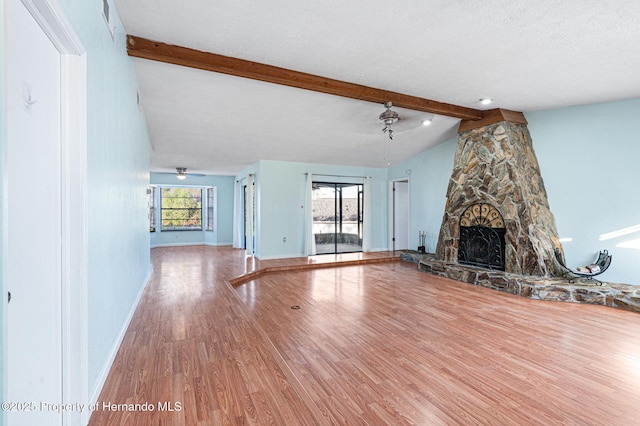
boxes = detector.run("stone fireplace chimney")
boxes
[436,110,563,277]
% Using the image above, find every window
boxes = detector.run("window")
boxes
[148,186,157,232]
[206,187,214,231]
[160,187,203,231]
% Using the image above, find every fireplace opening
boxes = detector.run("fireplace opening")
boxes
[457,203,506,271]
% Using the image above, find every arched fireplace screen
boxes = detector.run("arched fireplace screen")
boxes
[458,203,506,270]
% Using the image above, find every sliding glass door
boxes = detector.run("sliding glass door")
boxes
[312,182,363,254]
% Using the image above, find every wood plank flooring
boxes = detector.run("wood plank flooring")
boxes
[90,246,640,425]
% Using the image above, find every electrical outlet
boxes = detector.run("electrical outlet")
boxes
[282,237,287,243]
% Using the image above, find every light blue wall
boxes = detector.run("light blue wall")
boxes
[150,172,235,247]
[388,136,458,252]
[59,0,152,394]
[526,98,640,285]
[236,160,389,259]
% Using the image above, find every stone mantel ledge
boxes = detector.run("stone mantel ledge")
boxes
[400,251,640,313]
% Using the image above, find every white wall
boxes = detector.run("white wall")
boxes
[150,172,235,247]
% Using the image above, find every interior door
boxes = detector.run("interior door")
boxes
[244,180,255,255]
[393,180,410,250]
[4,0,63,424]
[242,184,247,249]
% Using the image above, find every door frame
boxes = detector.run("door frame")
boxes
[2,0,88,424]
[312,181,364,254]
[245,175,255,256]
[388,178,410,251]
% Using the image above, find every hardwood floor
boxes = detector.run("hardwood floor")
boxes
[90,246,640,425]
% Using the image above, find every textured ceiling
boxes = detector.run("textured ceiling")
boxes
[113,0,640,176]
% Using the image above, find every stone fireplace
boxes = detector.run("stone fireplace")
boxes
[436,110,563,277]
[400,109,639,313]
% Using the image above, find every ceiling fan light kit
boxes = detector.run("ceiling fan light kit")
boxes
[379,101,399,125]
[175,167,206,179]
[379,101,399,140]
[176,167,188,180]
[379,101,435,140]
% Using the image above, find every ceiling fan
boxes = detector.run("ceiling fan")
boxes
[379,102,399,140]
[378,102,434,140]
[175,167,205,180]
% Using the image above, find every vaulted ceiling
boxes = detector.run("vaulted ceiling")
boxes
[113,0,640,176]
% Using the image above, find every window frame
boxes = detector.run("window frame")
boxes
[149,185,157,232]
[312,181,364,254]
[206,187,215,232]
[159,186,204,232]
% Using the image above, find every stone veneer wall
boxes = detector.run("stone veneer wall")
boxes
[436,120,563,277]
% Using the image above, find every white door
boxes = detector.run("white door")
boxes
[393,180,409,250]
[4,0,63,424]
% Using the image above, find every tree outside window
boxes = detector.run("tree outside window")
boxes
[160,187,202,231]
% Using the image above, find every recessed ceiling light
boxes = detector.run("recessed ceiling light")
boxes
[421,118,432,126]
[479,98,493,105]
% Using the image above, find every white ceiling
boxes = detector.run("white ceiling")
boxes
[113,0,640,176]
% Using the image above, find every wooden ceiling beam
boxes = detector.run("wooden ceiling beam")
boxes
[126,35,484,121]
[458,109,528,133]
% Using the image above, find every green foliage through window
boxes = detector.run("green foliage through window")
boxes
[161,187,203,231]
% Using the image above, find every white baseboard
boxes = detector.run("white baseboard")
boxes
[150,242,202,248]
[88,266,153,405]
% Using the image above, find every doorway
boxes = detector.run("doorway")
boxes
[242,184,248,249]
[312,182,363,254]
[391,180,410,251]
[243,179,255,254]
